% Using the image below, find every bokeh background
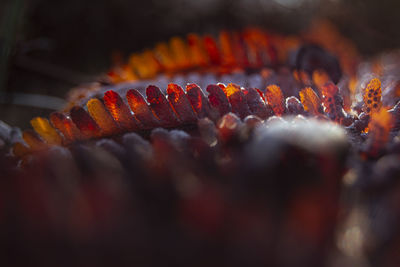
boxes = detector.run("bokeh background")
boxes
[1,0,400,128]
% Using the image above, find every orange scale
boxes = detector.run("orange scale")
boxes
[103,90,139,131]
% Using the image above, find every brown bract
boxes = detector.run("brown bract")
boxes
[300,87,323,115]
[265,84,285,116]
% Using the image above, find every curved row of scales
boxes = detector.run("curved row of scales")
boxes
[13,77,397,159]
[104,25,357,84]
[107,29,279,84]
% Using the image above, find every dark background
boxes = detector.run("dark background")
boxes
[1,0,400,128]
